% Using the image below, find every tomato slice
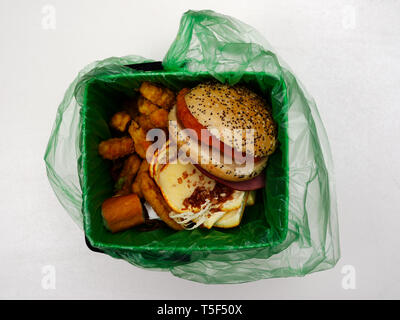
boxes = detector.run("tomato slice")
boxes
[176,88,207,143]
[176,88,260,162]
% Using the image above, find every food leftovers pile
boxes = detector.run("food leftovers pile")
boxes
[98,81,278,233]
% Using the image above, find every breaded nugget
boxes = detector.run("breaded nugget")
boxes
[135,114,154,132]
[131,160,149,198]
[110,111,131,132]
[120,154,141,177]
[98,137,135,160]
[138,96,159,115]
[140,172,184,230]
[149,108,169,128]
[139,82,175,109]
[128,120,152,159]
[138,158,150,173]
[114,154,141,196]
[131,174,143,198]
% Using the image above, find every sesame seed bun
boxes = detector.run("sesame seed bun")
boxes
[169,105,269,182]
[184,83,277,158]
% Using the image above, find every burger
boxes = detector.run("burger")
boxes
[170,82,277,183]
[149,82,278,229]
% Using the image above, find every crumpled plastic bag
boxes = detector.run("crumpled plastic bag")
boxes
[44,10,340,284]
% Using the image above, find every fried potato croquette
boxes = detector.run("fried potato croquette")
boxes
[110,111,131,132]
[131,175,143,197]
[138,158,150,173]
[114,154,141,196]
[139,81,175,110]
[100,81,182,232]
[135,114,154,132]
[131,160,149,198]
[98,137,135,160]
[140,171,184,230]
[102,194,144,233]
[138,96,159,115]
[149,108,169,128]
[128,120,152,159]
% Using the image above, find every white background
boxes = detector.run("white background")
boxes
[1,0,399,299]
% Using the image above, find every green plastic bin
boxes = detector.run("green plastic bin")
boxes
[82,66,289,259]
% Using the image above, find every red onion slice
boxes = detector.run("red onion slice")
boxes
[194,164,265,191]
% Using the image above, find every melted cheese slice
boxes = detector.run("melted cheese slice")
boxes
[151,141,248,228]
[157,162,216,213]
[214,192,248,228]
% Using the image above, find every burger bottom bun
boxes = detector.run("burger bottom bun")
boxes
[168,106,269,182]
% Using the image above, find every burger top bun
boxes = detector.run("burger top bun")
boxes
[184,82,277,158]
[169,106,269,182]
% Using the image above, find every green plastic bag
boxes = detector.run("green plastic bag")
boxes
[44,10,340,284]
